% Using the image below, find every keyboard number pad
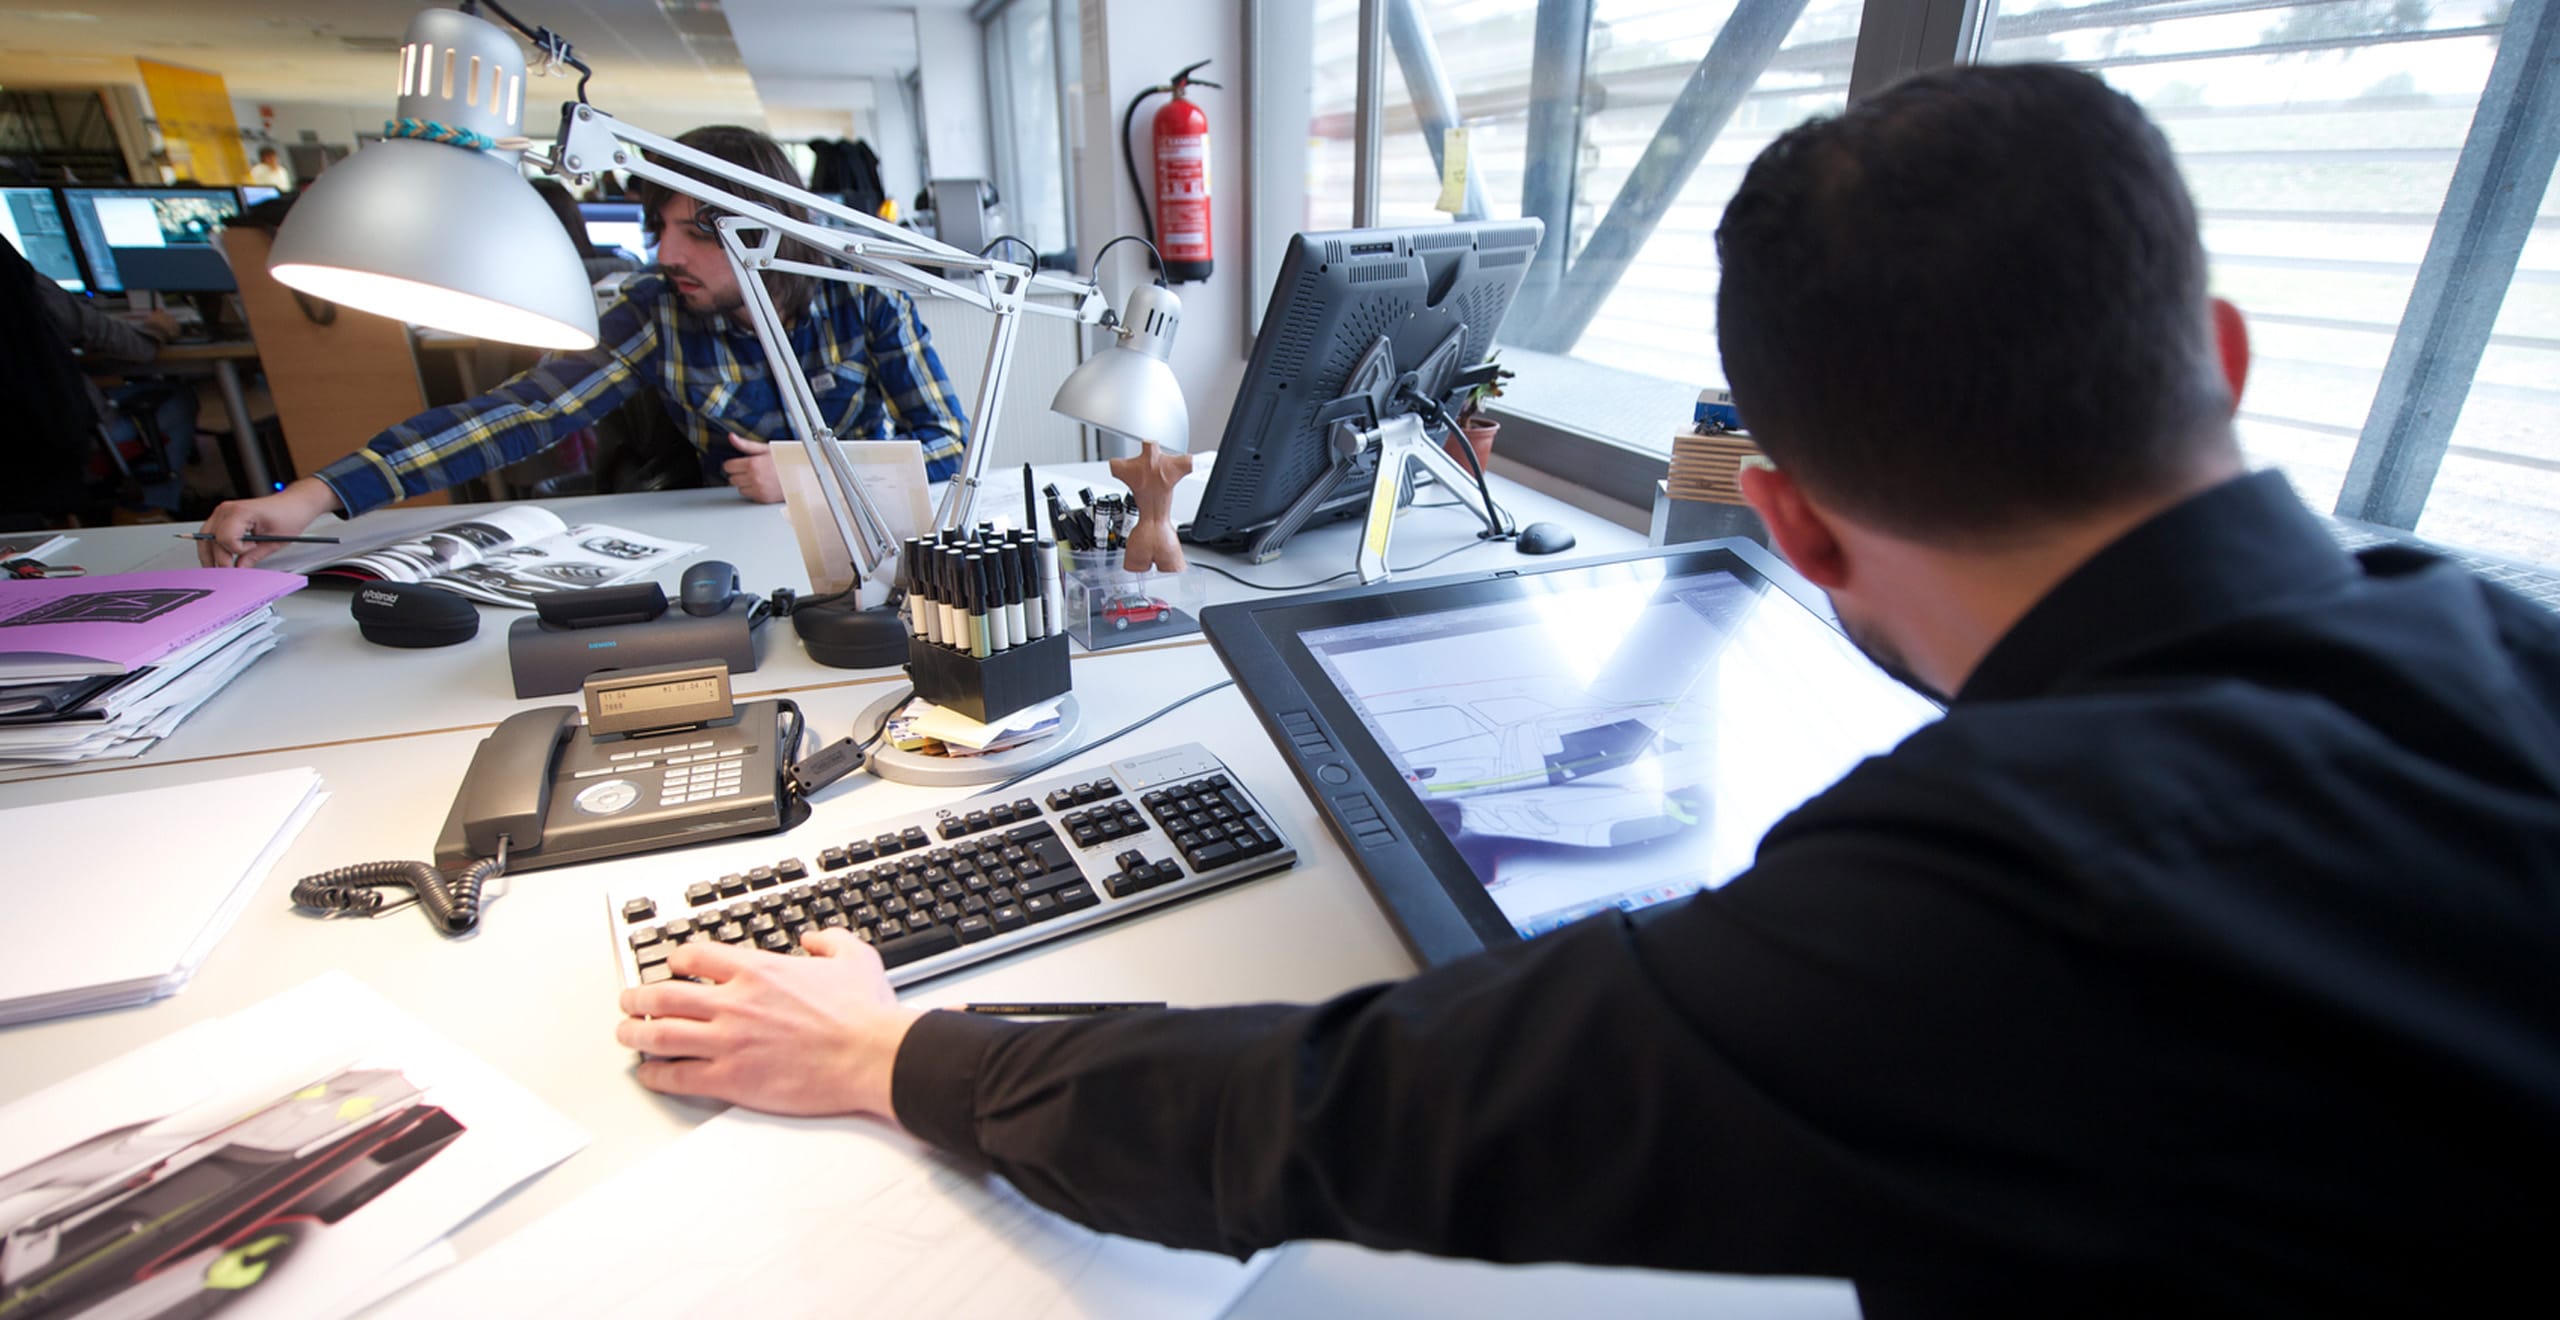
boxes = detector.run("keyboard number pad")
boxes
[1142,774,1282,874]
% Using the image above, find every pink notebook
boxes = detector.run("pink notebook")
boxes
[0,569,304,681]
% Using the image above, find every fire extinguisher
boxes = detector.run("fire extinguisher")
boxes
[1124,59,1220,284]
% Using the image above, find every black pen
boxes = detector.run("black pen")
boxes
[180,533,341,544]
[961,1002,1167,1016]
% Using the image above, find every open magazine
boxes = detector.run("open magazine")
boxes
[304,507,701,608]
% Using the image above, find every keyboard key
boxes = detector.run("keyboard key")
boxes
[1051,881,1100,914]
[685,882,717,907]
[1190,839,1240,870]
[875,925,960,968]
[1021,894,1060,922]
[622,898,657,923]
[819,847,851,871]
[989,904,1027,932]
[954,915,993,943]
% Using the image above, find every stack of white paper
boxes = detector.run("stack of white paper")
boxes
[0,569,302,767]
[0,766,324,1025]
[0,608,284,765]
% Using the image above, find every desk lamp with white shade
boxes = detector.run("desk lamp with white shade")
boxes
[267,0,1192,668]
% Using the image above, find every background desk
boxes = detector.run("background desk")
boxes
[0,470,1858,1317]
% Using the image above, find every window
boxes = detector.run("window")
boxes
[1265,0,2558,566]
[983,0,1077,262]
[1287,0,1871,454]
[1982,0,2559,564]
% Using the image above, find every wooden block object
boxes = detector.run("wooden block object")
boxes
[1666,429,1763,507]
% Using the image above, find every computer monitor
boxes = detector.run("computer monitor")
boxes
[579,201,648,265]
[58,186,241,294]
[1182,218,1544,560]
[240,184,282,207]
[0,187,86,293]
[1202,540,1946,967]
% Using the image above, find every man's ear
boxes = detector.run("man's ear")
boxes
[1739,462,1849,591]
[2211,297,2250,411]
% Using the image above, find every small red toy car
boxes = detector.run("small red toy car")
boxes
[1101,593,1171,630]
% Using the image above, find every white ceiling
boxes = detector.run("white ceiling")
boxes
[0,0,973,127]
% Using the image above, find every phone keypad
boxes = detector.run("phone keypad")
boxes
[658,747,747,807]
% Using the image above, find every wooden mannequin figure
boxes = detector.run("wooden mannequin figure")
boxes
[1107,441,1194,573]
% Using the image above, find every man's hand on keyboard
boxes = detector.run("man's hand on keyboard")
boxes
[617,929,928,1119]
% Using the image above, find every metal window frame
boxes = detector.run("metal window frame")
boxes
[2334,0,2559,530]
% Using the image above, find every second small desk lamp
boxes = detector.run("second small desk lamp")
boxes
[266,0,1190,668]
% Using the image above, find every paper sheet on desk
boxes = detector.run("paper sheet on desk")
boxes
[0,973,587,1320]
[377,1108,1271,1319]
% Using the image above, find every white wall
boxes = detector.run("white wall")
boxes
[1075,0,1250,450]
[915,7,993,183]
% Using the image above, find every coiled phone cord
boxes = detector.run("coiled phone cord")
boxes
[291,840,508,935]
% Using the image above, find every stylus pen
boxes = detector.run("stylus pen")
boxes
[961,1002,1167,1016]
[180,533,341,544]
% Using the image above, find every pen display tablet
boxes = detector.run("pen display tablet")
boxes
[1204,543,1943,963]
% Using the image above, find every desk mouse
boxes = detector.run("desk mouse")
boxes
[1515,521,1576,555]
[680,560,741,615]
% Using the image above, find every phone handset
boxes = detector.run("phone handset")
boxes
[459,707,574,858]
[290,705,576,936]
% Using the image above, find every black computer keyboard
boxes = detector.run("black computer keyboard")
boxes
[605,743,1296,988]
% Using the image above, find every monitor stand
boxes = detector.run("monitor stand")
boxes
[1245,330,1501,582]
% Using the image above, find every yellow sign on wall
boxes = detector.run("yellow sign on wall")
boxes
[137,59,249,185]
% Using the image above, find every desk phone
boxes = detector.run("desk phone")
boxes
[434,662,802,875]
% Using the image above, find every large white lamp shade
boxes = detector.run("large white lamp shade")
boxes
[267,6,599,351]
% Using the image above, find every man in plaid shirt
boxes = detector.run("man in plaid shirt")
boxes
[197,126,967,568]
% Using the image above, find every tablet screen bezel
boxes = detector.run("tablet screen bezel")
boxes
[1202,538,1937,967]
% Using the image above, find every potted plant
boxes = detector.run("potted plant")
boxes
[1447,354,1514,472]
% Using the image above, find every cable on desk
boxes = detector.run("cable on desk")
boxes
[1193,537,1501,593]
[981,678,1237,795]
[788,685,913,798]
[291,852,502,936]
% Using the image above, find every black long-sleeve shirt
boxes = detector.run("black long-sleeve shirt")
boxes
[892,472,2560,1316]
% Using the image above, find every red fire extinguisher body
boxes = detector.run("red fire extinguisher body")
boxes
[1153,90,1213,283]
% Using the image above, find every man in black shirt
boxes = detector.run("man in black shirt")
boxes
[616,64,2560,1313]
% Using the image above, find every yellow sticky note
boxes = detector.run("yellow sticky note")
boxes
[1434,126,1472,214]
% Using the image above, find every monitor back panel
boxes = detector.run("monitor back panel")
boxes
[1186,219,1542,548]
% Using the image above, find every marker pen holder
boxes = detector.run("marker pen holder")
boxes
[906,630,1070,725]
[1062,549,1205,651]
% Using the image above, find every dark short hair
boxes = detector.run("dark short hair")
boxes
[1714,63,2231,541]
[637,125,821,320]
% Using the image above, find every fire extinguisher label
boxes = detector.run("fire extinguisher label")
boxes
[1158,133,1212,262]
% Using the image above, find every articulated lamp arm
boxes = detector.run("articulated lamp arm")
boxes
[548,104,1110,603]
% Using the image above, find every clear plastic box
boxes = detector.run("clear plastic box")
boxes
[1062,549,1206,650]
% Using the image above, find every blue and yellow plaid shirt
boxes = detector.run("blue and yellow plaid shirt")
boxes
[314,272,970,516]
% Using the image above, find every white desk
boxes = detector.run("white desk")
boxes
[4,462,1629,784]
[0,473,1858,1318]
